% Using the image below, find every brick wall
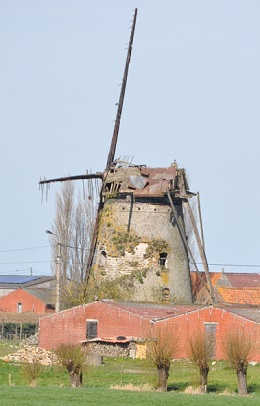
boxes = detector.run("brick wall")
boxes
[39,301,151,350]
[162,307,260,362]
[39,302,260,362]
[0,288,47,314]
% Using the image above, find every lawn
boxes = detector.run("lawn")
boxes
[0,386,260,406]
[0,342,259,405]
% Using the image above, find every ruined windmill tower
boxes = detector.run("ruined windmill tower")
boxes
[40,9,213,304]
[95,160,194,302]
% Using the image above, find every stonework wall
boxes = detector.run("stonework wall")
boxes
[94,197,192,302]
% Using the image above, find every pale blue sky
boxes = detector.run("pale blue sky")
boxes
[0,1,259,276]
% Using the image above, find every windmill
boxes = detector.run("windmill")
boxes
[40,8,214,304]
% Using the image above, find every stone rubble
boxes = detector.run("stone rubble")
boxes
[0,345,58,366]
[21,332,39,346]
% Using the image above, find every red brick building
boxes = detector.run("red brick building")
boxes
[0,288,55,314]
[39,300,260,362]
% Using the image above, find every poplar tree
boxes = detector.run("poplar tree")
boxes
[50,181,95,309]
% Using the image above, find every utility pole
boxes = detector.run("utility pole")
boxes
[46,230,61,313]
[56,242,61,312]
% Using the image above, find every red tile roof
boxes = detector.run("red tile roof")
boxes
[190,272,222,303]
[191,272,260,304]
[217,286,260,305]
[191,271,222,289]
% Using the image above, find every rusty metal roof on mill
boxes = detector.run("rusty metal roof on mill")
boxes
[103,163,193,198]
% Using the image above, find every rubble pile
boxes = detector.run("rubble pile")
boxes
[21,332,39,346]
[0,346,58,366]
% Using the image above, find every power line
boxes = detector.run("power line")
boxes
[208,263,260,268]
[0,261,50,265]
[0,245,50,253]
[0,259,259,269]
[193,262,260,268]
[0,244,90,253]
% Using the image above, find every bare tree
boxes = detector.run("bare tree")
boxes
[222,329,252,396]
[146,325,179,391]
[70,193,94,283]
[188,330,212,393]
[50,181,96,309]
[51,181,74,307]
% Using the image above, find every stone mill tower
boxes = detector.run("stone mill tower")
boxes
[93,161,194,302]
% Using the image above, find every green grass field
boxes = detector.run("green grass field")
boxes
[0,343,259,405]
[1,386,260,406]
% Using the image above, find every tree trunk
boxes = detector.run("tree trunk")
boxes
[237,369,248,396]
[69,371,82,387]
[200,364,209,393]
[157,366,169,391]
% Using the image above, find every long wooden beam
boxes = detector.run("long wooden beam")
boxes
[184,200,214,302]
[105,8,138,171]
[197,191,205,249]
[39,173,103,185]
[166,189,211,299]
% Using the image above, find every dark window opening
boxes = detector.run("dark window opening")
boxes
[86,320,98,339]
[17,303,23,313]
[100,250,107,267]
[158,252,167,267]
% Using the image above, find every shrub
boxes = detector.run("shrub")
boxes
[22,359,42,387]
[55,344,87,387]
[146,325,179,391]
[188,331,212,393]
[222,329,252,396]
